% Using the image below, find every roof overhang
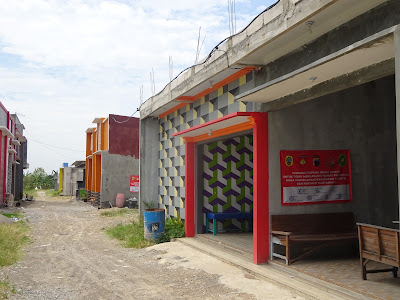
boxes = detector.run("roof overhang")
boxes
[72,160,85,167]
[92,118,103,124]
[0,126,14,138]
[236,27,396,104]
[16,131,27,142]
[173,112,257,142]
[8,148,17,154]
[140,0,387,118]
[15,129,26,142]
[11,139,21,146]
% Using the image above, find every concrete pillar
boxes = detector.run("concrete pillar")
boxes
[139,117,159,215]
[395,27,400,227]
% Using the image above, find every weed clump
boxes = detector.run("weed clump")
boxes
[155,217,185,244]
[0,276,16,300]
[106,217,153,248]
[0,222,30,266]
[100,208,137,218]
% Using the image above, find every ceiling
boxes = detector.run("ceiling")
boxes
[237,34,395,103]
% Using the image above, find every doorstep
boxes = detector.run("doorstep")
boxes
[177,236,374,300]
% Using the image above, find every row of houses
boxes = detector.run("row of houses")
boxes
[0,102,28,206]
[82,115,140,207]
[74,0,400,272]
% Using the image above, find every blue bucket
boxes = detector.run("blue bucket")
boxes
[144,209,165,241]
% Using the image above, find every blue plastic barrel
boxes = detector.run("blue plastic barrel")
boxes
[144,209,165,240]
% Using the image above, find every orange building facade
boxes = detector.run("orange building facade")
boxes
[86,114,139,208]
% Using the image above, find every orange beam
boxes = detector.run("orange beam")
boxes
[158,102,189,119]
[161,67,255,119]
[86,158,92,191]
[175,96,194,101]
[86,132,92,157]
[176,67,255,102]
[184,120,253,143]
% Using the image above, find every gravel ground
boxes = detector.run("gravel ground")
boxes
[0,191,303,300]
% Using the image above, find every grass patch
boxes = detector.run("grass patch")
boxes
[100,208,137,217]
[23,189,38,198]
[0,222,30,266]
[0,277,16,300]
[1,213,22,219]
[106,217,153,248]
[79,189,87,199]
[44,189,60,197]
[155,217,185,244]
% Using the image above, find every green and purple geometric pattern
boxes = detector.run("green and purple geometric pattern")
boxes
[158,71,255,220]
[203,135,253,232]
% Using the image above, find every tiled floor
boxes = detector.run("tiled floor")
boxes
[198,232,253,255]
[276,257,400,300]
[200,233,400,300]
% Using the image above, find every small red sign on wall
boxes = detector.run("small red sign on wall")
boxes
[280,150,352,205]
[130,175,139,193]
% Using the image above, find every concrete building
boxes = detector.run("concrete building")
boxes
[0,103,28,206]
[85,114,139,208]
[10,114,28,201]
[58,161,85,196]
[140,0,400,265]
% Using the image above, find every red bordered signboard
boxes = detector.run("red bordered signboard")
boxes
[280,150,352,206]
[129,175,139,193]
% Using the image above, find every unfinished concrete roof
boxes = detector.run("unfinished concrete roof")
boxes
[140,0,387,118]
[72,160,85,168]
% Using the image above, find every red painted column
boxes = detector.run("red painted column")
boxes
[4,112,10,201]
[252,112,269,264]
[184,139,195,237]
[0,132,2,203]
[3,134,7,202]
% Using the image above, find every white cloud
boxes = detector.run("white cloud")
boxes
[0,0,277,173]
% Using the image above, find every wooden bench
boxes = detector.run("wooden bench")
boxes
[206,212,253,236]
[357,223,399,280]
[271,212,357,265]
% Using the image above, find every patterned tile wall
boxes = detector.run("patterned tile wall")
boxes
[202,135,253,232]
[159,72,254,219]
[6,153,12,194]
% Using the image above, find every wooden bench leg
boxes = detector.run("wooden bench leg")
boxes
[361,257,368,280]
[213,219,217,236]
[286,236,290,265]
[392,267,398,278]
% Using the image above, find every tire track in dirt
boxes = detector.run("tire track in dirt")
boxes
[4,194,256,300]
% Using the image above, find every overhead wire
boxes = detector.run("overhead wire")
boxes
[27,136,84,152]
[111,108,139,124]
[116,0,281,122]
[142,0,280,105]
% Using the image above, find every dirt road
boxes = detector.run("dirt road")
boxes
[1,192,302,300]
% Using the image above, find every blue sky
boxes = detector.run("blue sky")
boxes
[0,0,277,173]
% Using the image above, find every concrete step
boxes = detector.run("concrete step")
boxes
[177,237,374,300]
